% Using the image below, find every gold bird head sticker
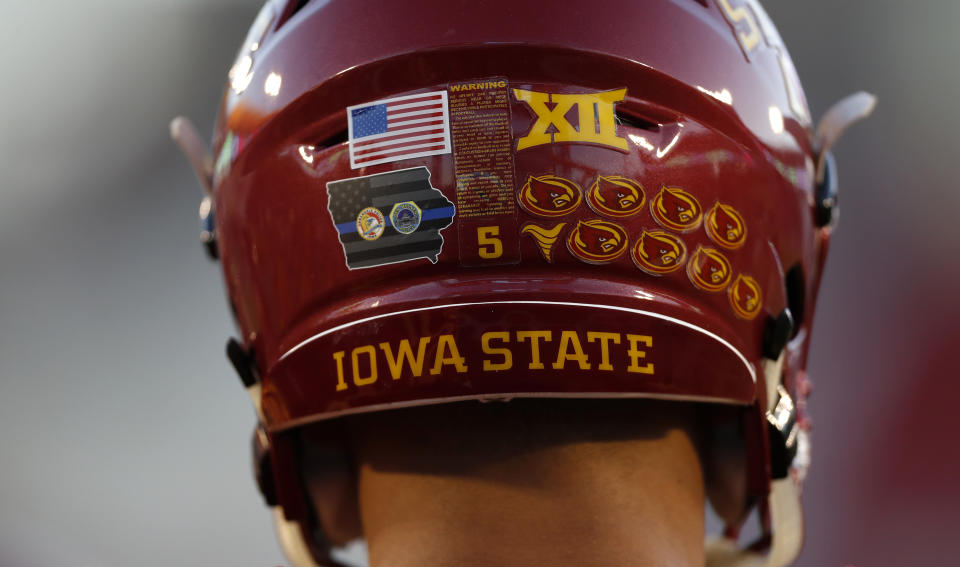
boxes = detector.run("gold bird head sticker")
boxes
[706,202,747,250]
[651,186,703,232]
[587,175,645,218]
[567,219,628,264]
[687,246,732,292]
[518,175,583,217]
[631,230,687,275]
[728,274,763,320]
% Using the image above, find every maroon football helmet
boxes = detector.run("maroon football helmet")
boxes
[173,1,873,565]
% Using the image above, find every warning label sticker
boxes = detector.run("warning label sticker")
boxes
[448,78,517,219]
[448,77,521,267]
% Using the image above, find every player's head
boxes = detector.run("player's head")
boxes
[173,1,873,565]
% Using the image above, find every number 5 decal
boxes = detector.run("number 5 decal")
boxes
[458,220,520,267]
[477,226,504,259]
[717,0,762,56]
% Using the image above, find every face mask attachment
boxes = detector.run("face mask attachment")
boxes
[170,117,218,259]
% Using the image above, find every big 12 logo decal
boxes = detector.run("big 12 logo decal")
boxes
[513,88,628,152]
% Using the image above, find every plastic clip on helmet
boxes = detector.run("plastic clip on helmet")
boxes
[172,1,874,565]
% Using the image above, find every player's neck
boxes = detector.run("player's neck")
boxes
[350,400,705,567]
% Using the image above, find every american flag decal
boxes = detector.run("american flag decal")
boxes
[347,91,452,169]
[326,167,455,270]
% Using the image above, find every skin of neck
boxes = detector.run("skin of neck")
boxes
[336,399,706,567]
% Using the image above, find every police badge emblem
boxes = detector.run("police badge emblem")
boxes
[356,207,385,241]
[390,201,422,235]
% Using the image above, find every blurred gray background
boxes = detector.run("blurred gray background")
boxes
[1,1,957,566]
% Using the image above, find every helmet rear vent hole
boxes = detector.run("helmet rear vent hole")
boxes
[615,110,660,132]
[277,0,312,30]
[317,129,349,150]
[784,264,805,337]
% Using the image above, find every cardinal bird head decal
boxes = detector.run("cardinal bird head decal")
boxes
[567,219,628,264]
[706,202,747,250]
[519,175,582,217]
[631,230,687,275]
[728,274,763,320]
[687,246,732,292]
[587,175,645,218]
[651,186,703,232]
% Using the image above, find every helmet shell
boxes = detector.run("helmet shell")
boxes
[210,0,825,562]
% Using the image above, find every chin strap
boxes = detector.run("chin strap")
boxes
[273,508,351,567]
[704,383,806,567]
[705,476,804,567]
[273,508,322,567]
[704,301,804,567]
[230,337,347,567]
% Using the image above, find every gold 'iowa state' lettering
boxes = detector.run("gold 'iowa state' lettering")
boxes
[513,88,628,152]
[333,330,655,391]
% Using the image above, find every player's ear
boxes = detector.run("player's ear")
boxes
[298,425,363,546]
